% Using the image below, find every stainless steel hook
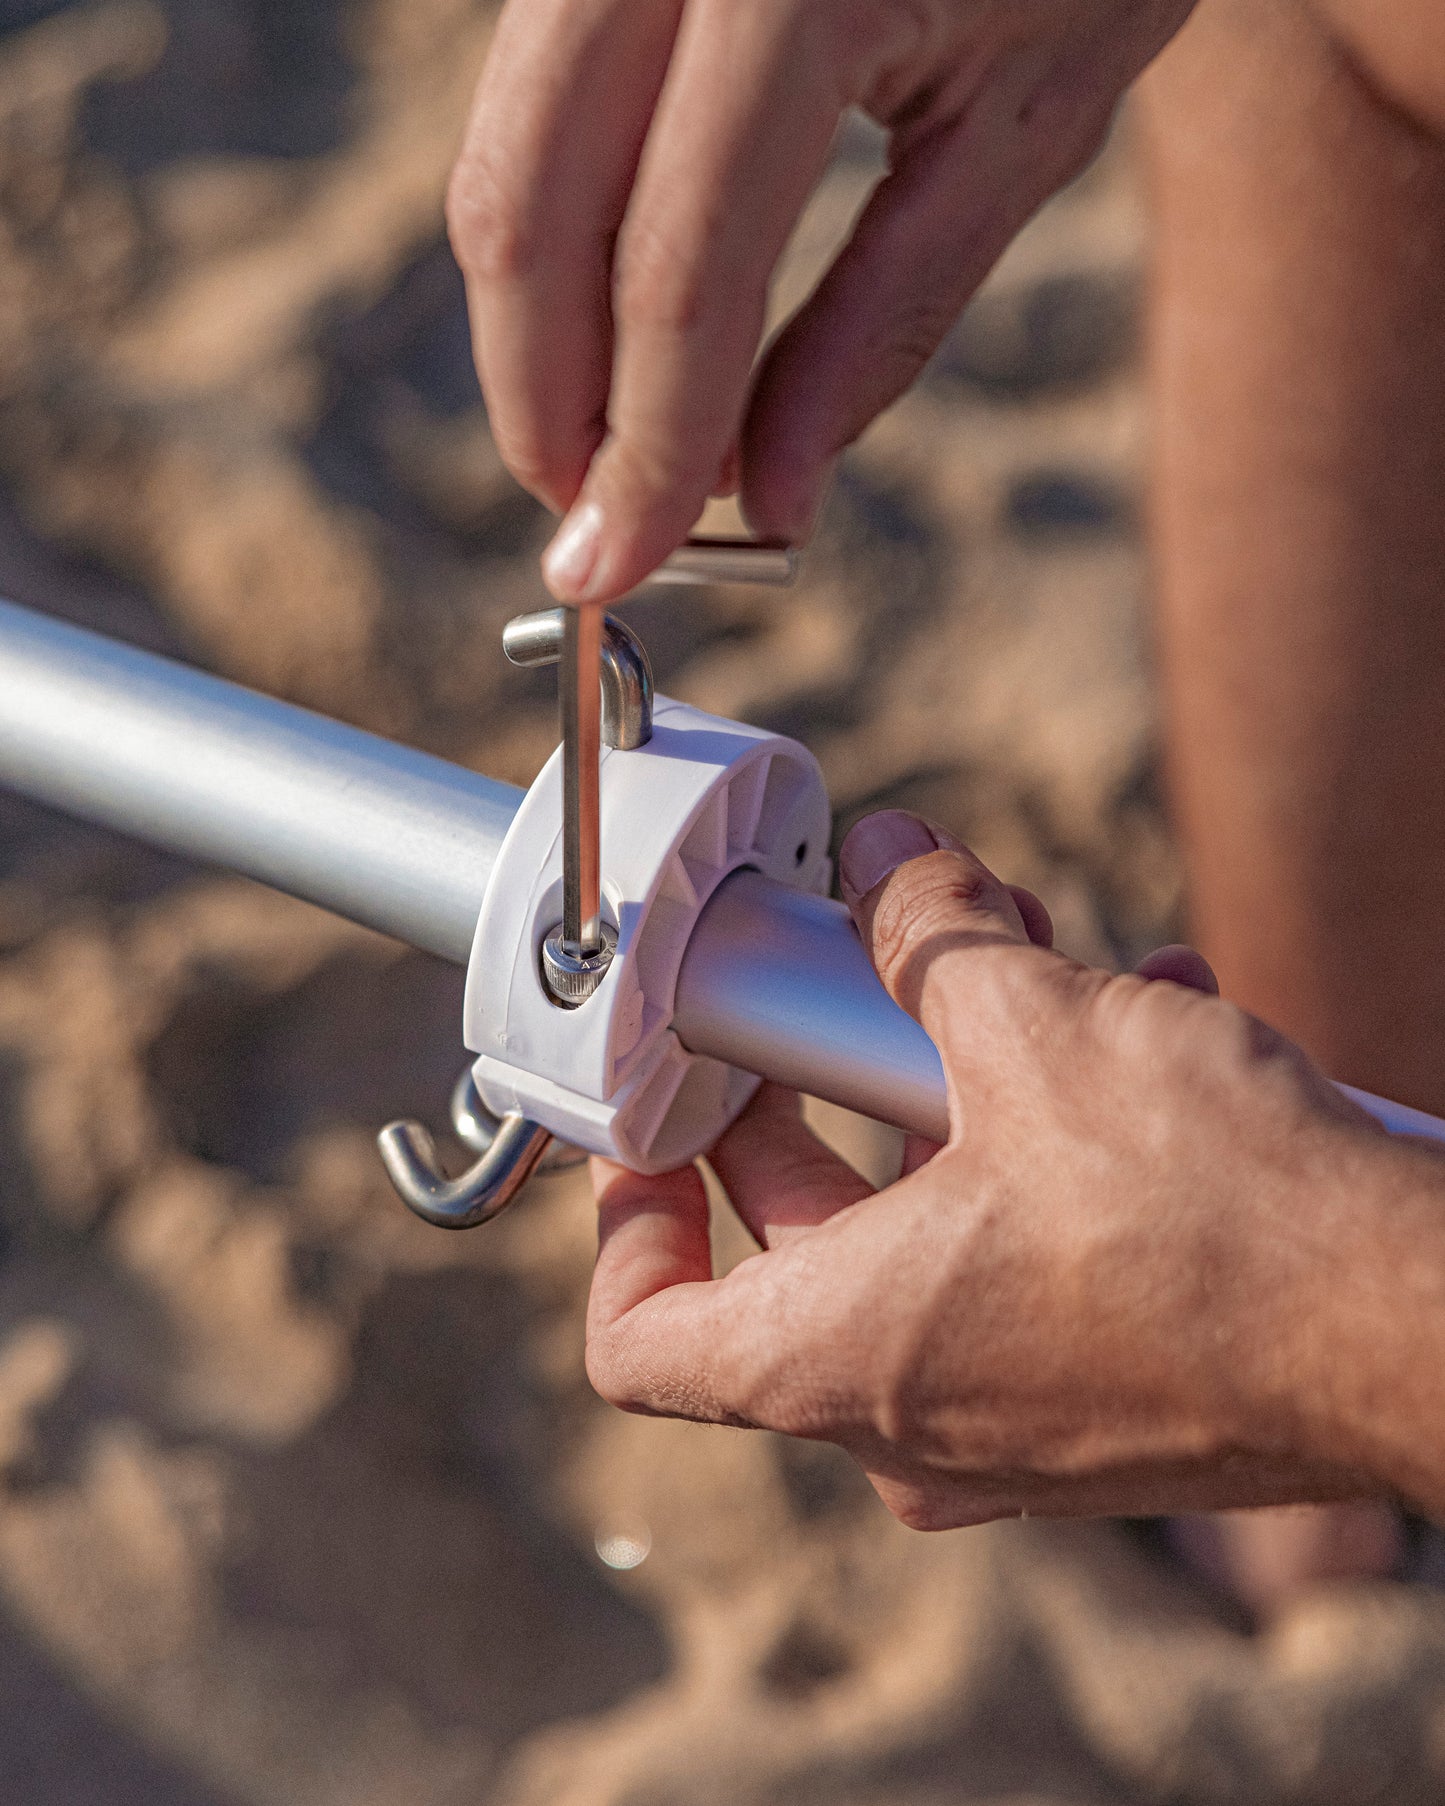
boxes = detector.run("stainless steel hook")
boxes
[450,1068,586,1170]
[502,609,654,750]
[377,1107,554,1229]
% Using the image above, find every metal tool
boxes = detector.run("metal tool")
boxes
[541,539,795,1011]
[649,537,798,588]
[559,602,604,963]
[382,544,798,1214]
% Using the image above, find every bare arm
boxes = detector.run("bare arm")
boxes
[1314,0,1445,130]
[1287,1133,1445,1519]
[585,812,1445,1529]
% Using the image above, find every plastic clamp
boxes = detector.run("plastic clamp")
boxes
[464,697,832,1172]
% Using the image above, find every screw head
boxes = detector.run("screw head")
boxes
[542,922,618,1008]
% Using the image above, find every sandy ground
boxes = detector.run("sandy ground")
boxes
[0,2,1442,1802]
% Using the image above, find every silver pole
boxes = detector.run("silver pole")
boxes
[0,599,520,962]
[1,600,1433,1153]
[674,872,948,1142]
[0,598,944,1132]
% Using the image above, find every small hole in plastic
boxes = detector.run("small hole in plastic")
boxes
[795,842,808,866]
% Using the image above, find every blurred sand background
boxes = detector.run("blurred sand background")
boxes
[0,2,1442,1801]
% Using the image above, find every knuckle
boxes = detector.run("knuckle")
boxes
[1081,971,1164,1066]
[615,218,710,336]
[1086,974,1326,1120]
[760,1388,826,1443]
[734,1344,825,1441]
[584,1326,649,1414]
[599,428,716,518]
[1219,999,1327,1101]
[875,294,966,387]
[932,948,1096,1069]
[446,156,533,283]
[490,422,579,509]
[883,1482,953,1534]
[872,1370,924,1455]
[867,854,1006,992]
[866,1289,948,1455]
[723,1265,844,1440]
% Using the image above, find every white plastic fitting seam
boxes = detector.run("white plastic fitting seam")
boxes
[464,697,833,1172]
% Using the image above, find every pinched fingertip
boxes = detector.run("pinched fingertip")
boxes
[838,812,1035,1027]
[1134,944,1220,996]
[838,810,939,907]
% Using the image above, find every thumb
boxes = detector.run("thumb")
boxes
[1134,944,1219,995]
[838,811,1033,1031]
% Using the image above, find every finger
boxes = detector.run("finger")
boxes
[708,1085,873,1249]
[586,1157,737,1420]
[740,64,1124,538]
[871,1451,1388,1532]
[1135,944,1219,995]
[589,1155,712,1327]
[837,810,1035,1036]
[586,1157,810,1428]
[1008,884,1054,950]
[448,0,683,515]
[541,0,845,601]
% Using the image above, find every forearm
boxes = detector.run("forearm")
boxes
[1141,0,1445,1113]
[1313,0,1445,132]
[1265,1132,1445,1520]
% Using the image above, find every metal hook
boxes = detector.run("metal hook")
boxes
[502,610,653,750]
[450,1068,586,1170]
[377,1108,554,1230]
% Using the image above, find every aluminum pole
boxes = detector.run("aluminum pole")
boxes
[0,599,519,962]
[674,872,949,1141]
[0,599,949,1129]
[0,599,1438,1152]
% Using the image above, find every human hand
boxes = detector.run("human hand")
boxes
[449,0,1195,604]
[585,810,1403,1529]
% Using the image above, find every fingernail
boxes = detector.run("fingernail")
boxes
[543,500,605,600]
[839,811,940,902]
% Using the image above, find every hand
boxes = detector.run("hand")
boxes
[449,0,1196,603]
[585,810,1406,1529]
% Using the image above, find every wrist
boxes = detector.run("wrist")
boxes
[1244,1123,1445,1516]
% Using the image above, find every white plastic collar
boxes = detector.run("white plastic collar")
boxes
[464,696,831,1173]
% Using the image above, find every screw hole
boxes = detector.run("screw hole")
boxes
[795,842,808,866]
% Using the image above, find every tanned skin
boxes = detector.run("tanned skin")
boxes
[1140,1,1445,1591]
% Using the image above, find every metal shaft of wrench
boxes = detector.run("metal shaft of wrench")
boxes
[547,539,796,1009]
[649,537,798,588]
[561,601,603,959]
